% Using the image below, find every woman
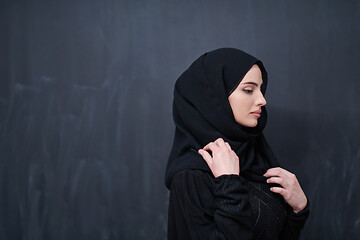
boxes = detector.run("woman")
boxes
[165,48,309,239]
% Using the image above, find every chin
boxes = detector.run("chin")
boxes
[245,120,258,128]
[237,120,258,128]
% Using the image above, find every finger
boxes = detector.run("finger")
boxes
[225,142,231,150]
[263,167,285,178]
[270,187,286,196]
[198,149,213,165]
[203,142,219,153]
[214,138,226,148]
[271,167,293,177]
[266,177,284,187]
[202,141,213,150]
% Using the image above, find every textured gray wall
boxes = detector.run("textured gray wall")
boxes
[0,0,359,239]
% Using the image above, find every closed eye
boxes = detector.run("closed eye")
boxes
[243,89,253,94]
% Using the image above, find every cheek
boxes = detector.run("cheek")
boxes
[229,95,250,115]
[233,95,251,109]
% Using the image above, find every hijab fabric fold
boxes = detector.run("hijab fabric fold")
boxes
[165,48,279,189]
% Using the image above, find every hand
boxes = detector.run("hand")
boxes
[264,167,308,213]
[198,138,240,178]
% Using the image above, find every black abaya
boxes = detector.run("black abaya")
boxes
[165,48,309,239]
[168,169,309,239]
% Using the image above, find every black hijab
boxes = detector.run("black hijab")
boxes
[165,48,279,189]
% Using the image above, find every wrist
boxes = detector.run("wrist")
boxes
[215,173,239,178]
[293,198,308,213]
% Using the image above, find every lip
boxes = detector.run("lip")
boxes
[250,110,261,118]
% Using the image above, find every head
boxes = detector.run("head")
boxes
[228,64,267,127]
[166,48,276,189]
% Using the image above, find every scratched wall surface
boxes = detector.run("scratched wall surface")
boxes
[0,0,359,239]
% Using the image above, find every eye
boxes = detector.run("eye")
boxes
[243,89,253,94]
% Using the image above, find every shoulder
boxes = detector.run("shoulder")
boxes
[170,169,216,209]
[170,169,215,193]
[172,169,213,185]
[171,169,246,192]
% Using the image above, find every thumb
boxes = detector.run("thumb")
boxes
[198,149,213,166]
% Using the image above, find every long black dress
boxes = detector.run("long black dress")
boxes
[167,169,309,239]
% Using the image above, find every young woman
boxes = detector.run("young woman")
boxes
[165,48,309,239]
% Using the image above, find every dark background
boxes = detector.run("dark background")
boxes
[1,0,359,239]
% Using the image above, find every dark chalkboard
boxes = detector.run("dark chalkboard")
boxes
[1,0,359,239]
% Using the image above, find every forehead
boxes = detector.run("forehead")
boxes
[240,65,263,85]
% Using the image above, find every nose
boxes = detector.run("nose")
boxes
[256,91,267,106]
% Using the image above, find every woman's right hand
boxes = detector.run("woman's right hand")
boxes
[198,138,240,178]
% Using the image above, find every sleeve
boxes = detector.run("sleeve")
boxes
[279,200,310,240]
[167,169,254,240]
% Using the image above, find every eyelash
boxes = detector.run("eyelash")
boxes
[243,89,253,94]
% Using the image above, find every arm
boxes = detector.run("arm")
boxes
[264,167,310,239]
[168,169,254,240]
[280,202,310,239]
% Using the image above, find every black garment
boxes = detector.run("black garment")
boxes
[165,48,309,239]
[165,48,278,189]
[168,169,309,239]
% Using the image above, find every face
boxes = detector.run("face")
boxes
[228,64,267,127]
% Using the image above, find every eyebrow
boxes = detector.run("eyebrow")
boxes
[241,81,261,87]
